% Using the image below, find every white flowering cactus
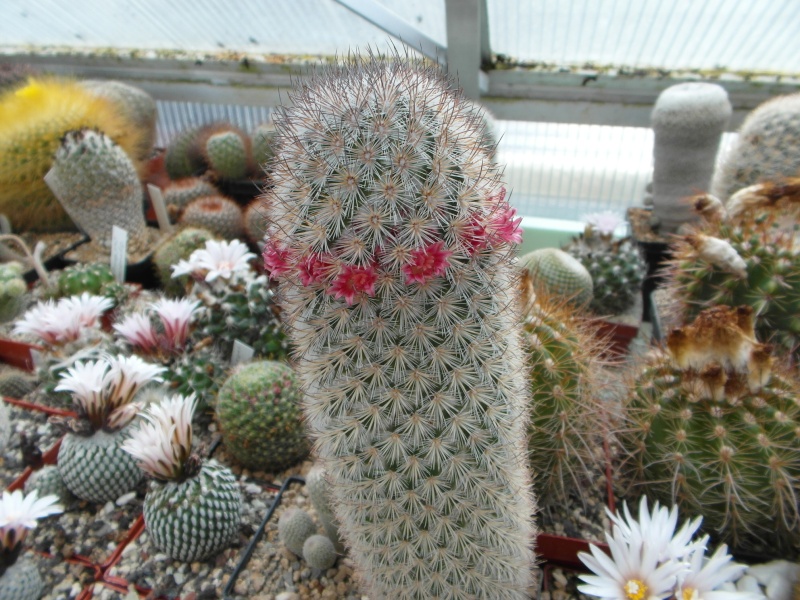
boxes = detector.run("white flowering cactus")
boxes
[122,394,241,562]
[0,490,62,600]
[53,354,165,503]
[579,497,763,600]
[113,297,200,358]
[170,238,256,287]
[262,53,534,599]
[13,293,113,347]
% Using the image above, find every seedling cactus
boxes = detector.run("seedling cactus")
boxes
[263,52,535,598]
[303,534,338,570]
[122,394,242,562]
[622,305,800,551]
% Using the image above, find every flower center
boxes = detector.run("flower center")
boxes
[681,588,700,600]
[624,579,648,600]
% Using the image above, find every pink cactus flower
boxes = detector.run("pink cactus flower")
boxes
[262,241,293,278]
[402,241,453,284]
[327,263,378,305]
[298,253,331,286]
[488,205,523,245]
[113,313,160,354]
[151,298,200,354]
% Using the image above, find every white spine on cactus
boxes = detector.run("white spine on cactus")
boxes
[651,82,732,233]
[263,54,535,599]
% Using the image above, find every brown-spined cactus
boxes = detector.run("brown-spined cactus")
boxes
[621,305,800,553]
[262,52,535,599]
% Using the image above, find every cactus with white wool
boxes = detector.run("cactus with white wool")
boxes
[262,53,536,599]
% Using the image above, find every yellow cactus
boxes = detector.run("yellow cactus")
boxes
[0,78,146,232]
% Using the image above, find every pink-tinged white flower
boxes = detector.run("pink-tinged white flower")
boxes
[607,496,704,562]
[585,212,624,237]
[402,241,453,284]
[578,520,688,600]
[262,240,292,278]
[171,239,255,283]
[0,489,63,550]
[676,537,760,600]
[151,298,199,353]
[54,359,110,424]
[327,263,379,305]
[103,354,166,417]
[486,205,523,245]
[298,253,331,286]
[13,294,112,346]
[114,313,159,354]
[122,394,198,481]
[65,293,115,328]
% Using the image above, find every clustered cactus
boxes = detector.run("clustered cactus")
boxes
[49,262,126,305]
[621,305,800,551]
[262,52,535,598]
[0,261,27,323]
[278,507,338,570]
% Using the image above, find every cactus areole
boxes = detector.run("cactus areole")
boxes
[263,53,536,599]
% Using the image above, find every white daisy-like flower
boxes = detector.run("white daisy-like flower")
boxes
[0,489,63,550]
[113,313,159,353]
[578,511,689,600]
[64,293,115,328]
[103,354,166,412]
[122,394,198,481]
[13,299,63,345]
[676,537,762,600]
[13,294,112,346]
[150,298,200,353]
[607,496,704,562]
[54,359,110,425]
[584,211,624,237]
[171,239,255,283]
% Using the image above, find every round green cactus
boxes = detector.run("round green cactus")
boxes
[0,261,27,323]
[621,305,800,552]
[215,360,309,472]
[519,247,594,309]
[153,227,217,296]
[278,507,317,557]
[251,119,277,168]
[302,534,338,570]
[204,130,251,180]
[161,177,219,216]
[178,195,244,241]
[52,262,126,304]
[164,127,202,179]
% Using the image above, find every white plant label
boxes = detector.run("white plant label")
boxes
[110,225,128,283]
[231,339,255,366]
[147,184,174,234]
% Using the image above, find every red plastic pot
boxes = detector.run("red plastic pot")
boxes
[0,338,44,372]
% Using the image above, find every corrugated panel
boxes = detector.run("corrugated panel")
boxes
[488,0,800,74]
[155,101,273,147]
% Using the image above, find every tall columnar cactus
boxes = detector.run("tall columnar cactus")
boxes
[262,53,535,599]
[519,247,594,310]
[0,78,146,232]
[663,204,800,355]
[712,92,800,202]
[46,129,151,254]
[81,79,157,161]
[621,305,800,551]
[651,82,732,233]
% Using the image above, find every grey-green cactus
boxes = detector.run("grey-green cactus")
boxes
[0,261,27,323]
[178,195,244,241]
[305,464,342,552]
[302,534,337,570]
[278,508,317,557]
[204,130,251,180]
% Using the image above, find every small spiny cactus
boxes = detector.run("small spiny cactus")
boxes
[278,508,317,557]
[178,195,245,240]
[519,247,594,309]
[0,261,27,323]
[302,534,338,570]
[202,127,253,180]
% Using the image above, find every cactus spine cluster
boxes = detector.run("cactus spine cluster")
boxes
[0,78,146,232]
[712,92,800,202]
[622,305,800,551]
[651,82,732,233]
[519,247,594,309]
[263,53,535,599]
[215,360,308,471]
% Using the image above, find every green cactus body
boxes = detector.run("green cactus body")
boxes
[243,199,266,245]
[54,262,126,304]
[712,92,800,202]
[153,227,217,296]
[165,127,202,179]
[522,297,607,502]
[178,195,244,241]
[204,130,251,180]
[0,557,45,600]
[0,366,39,399]
[519,247,594,309]
[57,427,143,503]
[143,459,241,562]
[622,306,800,551]
[215,360,308,471]
[306,464,342,551]
[565,235,645,315]
[195,274,288,360]
[24,465,73,506]
[278,507,317,557]
[251,120,277,168]
[47,129,150,253]
[81,80,157,161]
[161,178,218,215]
[666,212,800,354]
[164,344,224,412]
[302,534,338,570]
[0,261,27,323]
[263,55,535,599]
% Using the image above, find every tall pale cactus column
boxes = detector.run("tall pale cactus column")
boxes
[262,55,536,599]
[651,82,732,233]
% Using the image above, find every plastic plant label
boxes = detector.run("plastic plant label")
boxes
[230,340,255,366]
[147,184,174,234]
[110,225,128,283]
[29,348,43,370]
